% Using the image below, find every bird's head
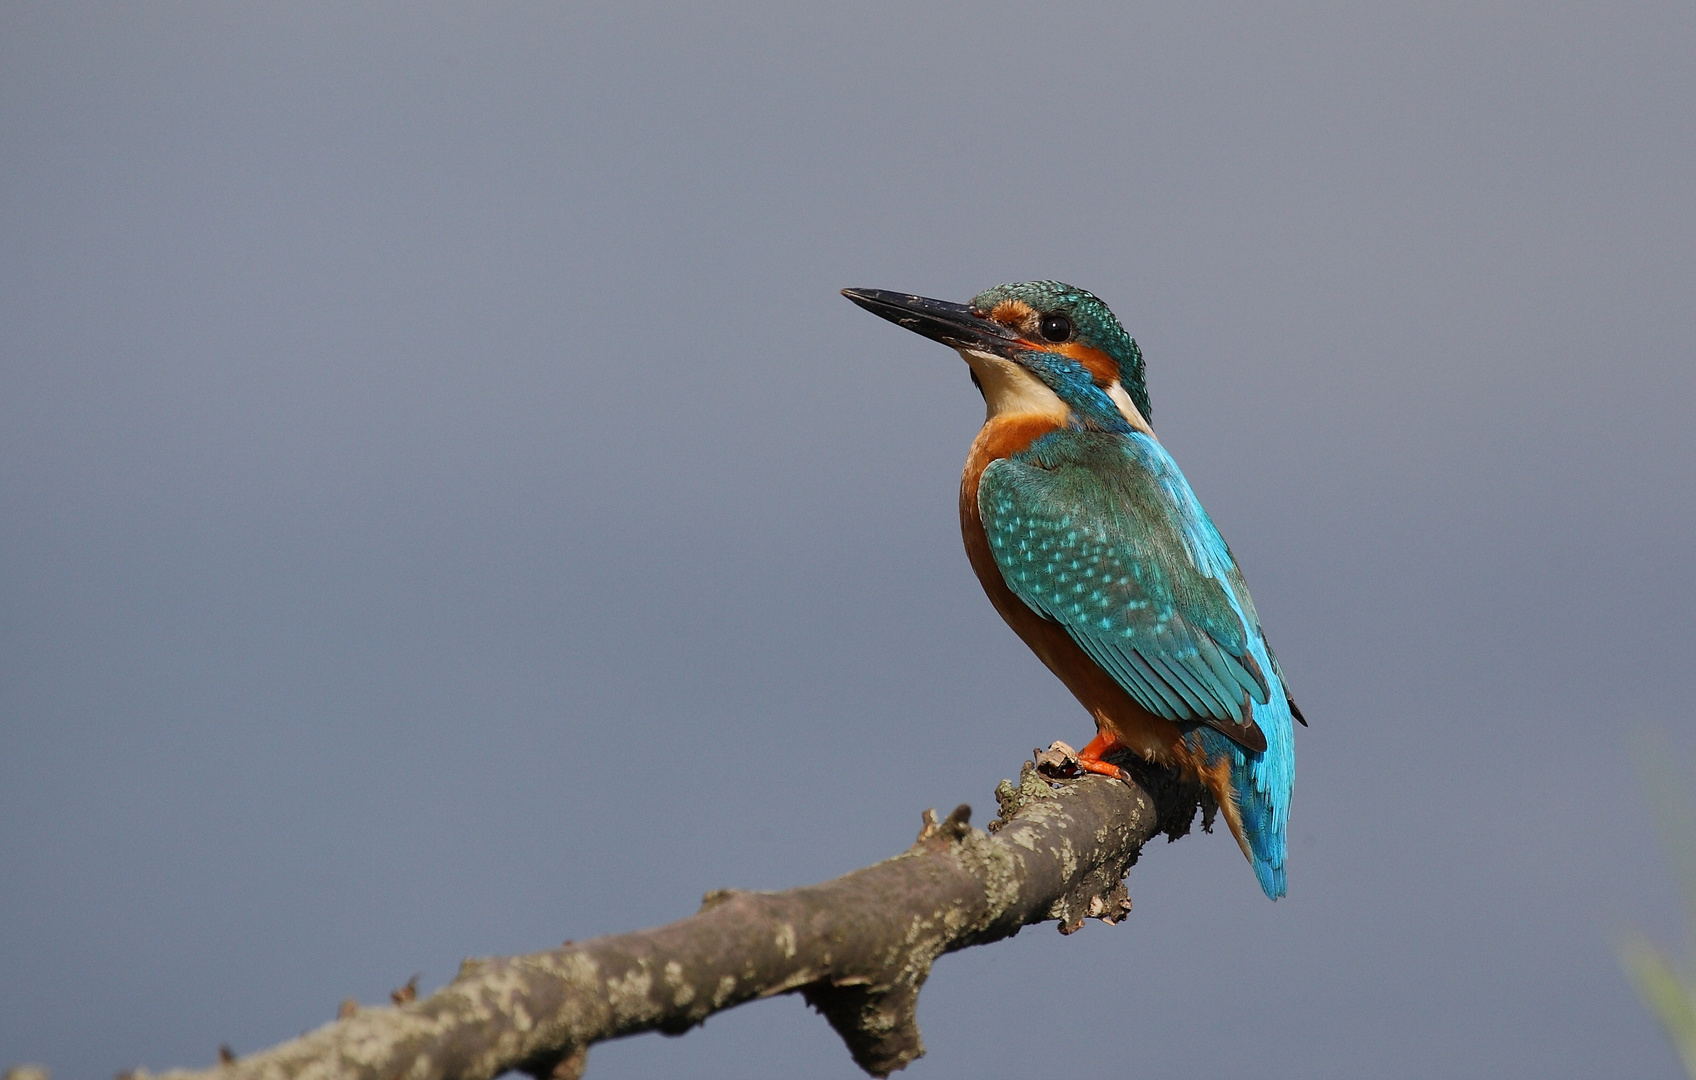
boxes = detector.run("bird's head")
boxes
[842,280,1151,434]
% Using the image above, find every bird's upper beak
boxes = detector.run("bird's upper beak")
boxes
[841,288,1022,358]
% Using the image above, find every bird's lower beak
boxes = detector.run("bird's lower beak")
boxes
[841,288,1021,357]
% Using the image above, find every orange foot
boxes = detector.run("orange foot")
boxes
[1076,730,1130,781]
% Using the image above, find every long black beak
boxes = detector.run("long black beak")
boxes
[841,288,1021,356]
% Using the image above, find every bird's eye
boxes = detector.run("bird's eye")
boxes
[1038,313,1073,343]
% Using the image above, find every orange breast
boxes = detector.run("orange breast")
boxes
[959,415,1184,766]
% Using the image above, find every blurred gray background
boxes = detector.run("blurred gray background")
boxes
[3,3,1693,1077]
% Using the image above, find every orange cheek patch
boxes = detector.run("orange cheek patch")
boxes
[1049,342,1119,385]
[984,304,1119,386]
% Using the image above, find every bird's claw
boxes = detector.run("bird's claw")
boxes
[1076,757,1129,782]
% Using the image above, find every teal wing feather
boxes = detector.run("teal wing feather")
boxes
[978,429,1272,748]
[980,428,1298,898]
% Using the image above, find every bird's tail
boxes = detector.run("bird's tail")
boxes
[1188,697,1296,900]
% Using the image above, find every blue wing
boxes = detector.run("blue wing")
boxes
[979,430,1275,742]
[979,429,1297,896]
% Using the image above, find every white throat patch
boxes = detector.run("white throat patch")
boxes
[958,348,1068,423]
[958,348,1156,437]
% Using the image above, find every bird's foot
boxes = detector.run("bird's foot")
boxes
[1075,756,1128,781]
[1075,730,1130,781]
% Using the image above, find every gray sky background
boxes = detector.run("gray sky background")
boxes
[3,3,1694,1077]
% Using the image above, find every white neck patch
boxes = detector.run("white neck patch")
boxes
[1106,380,1155,436]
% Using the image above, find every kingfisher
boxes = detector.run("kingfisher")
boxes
[842,281,1303,899]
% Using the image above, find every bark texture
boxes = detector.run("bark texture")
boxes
[125,752,1207,1080]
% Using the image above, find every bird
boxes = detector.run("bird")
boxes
[842,281,1303,899]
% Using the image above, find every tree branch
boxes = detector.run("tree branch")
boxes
[122,750,1211,1080]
